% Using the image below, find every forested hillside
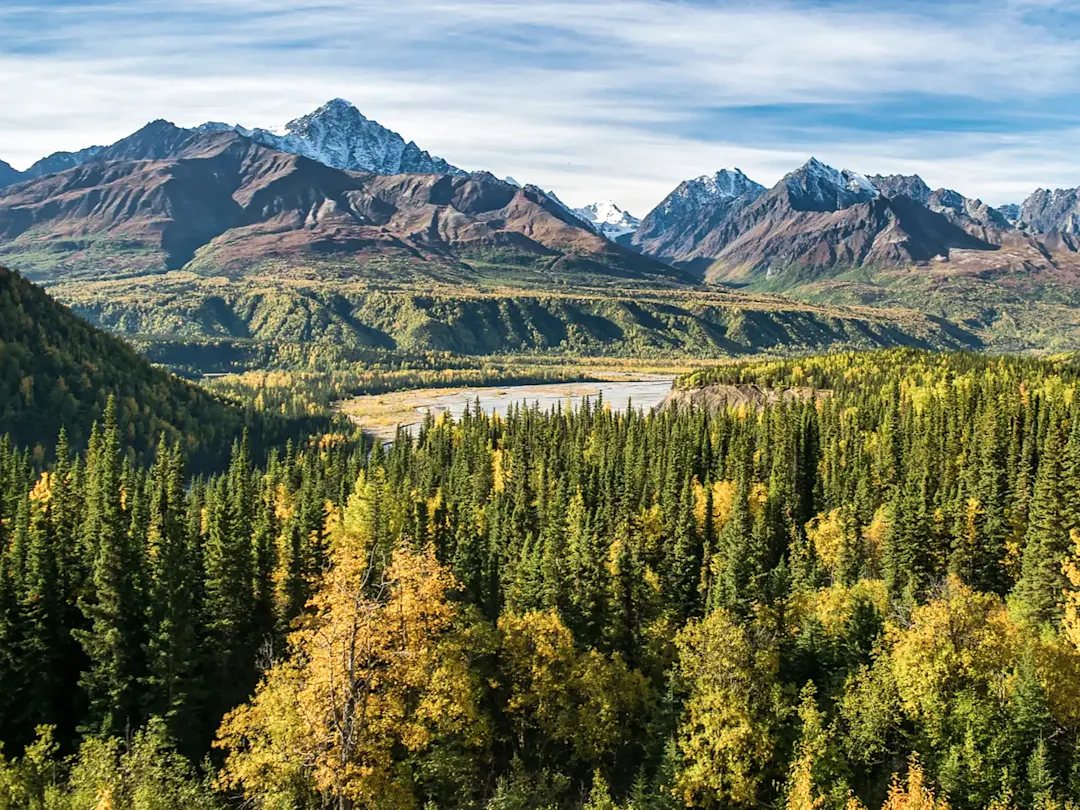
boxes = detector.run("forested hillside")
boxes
[47,272,984,374]
[3,349,1080,810]
[0,265,325,466]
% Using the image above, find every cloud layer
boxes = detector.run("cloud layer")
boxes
[3,0,1080,212]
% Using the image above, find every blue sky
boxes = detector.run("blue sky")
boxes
[3,0,1080,213]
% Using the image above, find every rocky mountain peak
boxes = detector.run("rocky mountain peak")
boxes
[783,158,879,211]
[868,174,932,204]
[202,99,467,177]
[1020,186,1080,234]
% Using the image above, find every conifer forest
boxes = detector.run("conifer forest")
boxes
[4,348,1080,810]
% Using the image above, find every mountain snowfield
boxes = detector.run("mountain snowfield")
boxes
[637,168,766,233]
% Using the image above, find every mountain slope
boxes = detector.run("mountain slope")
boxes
[632,159,1042,283]
[0,160,22,188]
[702,160,1001,282]
[50,271,984,370]
[197,98,465,176]
[0,124,683,285]
[21,119,211,179]
[0,265,261,462]
[1020,187,1080,235]
[632,169,765,264]
[22,100,464,182]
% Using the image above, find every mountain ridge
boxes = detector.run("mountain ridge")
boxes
[0,124,686,286]
[632,158,1071,284]
[0,263,260,464]
[197,98,467,177]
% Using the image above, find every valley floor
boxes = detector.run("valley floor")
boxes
[336,371,677,441]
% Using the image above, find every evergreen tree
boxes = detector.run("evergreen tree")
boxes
[74,397,145,737]
[1016,411,1069,624]
[145,442,205,753]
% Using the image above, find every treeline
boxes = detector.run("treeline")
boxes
[3,349,1080,809]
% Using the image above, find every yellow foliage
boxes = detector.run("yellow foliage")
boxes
[638,504,664,559]
[712,480,736,530]
[805,508,856,577]
[863,506,890,573]
[1062,529,1080,651]
[29,471,52,504]
[674,609,778,808]
[498,610,651,764]
[881,756,950,810]
[692,479,707,535]
[790,580,889,639]
[273,482,294,522]
[749,482,769,519]
[785,753,825,810]
[492,448,507,493]
[888,577,1017,742]
[1030,633,1080,730]
[216,547,485,810]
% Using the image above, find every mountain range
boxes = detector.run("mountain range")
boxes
[5,98,1079,271]
[6,98,1080,359]
[0,116,679,286]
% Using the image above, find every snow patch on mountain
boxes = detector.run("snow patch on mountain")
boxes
[1020,187,1080,234]
[25,145,106,180]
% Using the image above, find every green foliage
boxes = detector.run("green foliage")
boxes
[4,348,1080,808]
[0,267,333,467]
[47,274,982,376]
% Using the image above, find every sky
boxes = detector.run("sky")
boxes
[3,0,1080,214]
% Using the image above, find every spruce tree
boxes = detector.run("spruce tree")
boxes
[145,442,204,753]
[203,473,256,717]
[1016,412,1070,624]
[74,397,145,737]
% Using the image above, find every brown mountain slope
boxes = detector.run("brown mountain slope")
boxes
[704,193,998,283]
[0,125,685,285]
[632,159,1079,288]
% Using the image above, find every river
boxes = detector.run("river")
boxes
[341,375,676,441]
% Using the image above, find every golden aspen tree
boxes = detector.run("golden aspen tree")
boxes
[216,546,486,810]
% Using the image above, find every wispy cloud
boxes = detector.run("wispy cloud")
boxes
[2,0,1080,212]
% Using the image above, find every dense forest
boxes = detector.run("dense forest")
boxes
[0,266,326,468]
[3,349,1080,809]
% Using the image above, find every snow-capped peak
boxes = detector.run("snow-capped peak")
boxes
[572,199,641,240]
[195,99,466,177]
[786,158,879,210]
[844,170,878,197]
[580,200,636,226]
[688,168,762,201]
[634,168,766,239]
